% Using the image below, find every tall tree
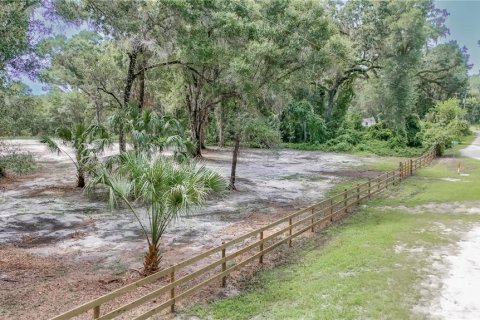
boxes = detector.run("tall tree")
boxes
[224,0,331,188]
[55,0,181,152]
[415,42,469,117]
[0,0,39,84]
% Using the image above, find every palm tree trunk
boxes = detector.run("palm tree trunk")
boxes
[77,170,85,188]
[144,243,161,275]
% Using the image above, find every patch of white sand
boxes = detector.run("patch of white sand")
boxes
[430,225,480,319]
[461,132,480,161]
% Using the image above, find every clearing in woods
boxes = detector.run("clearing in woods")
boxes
[0,139,386,319]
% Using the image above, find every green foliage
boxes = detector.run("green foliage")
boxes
[0,82,47,136]
[423,99,471,154]
[466,76,480,123]
[280,101,327,144]
[415,42,469,117]
[405,114,422,147]
[0,141,36,176]
[0,0,38,84]
[365,122,394,141]
[87,151,226,273]
[427,98,465,125]
[243,117,281,149]
[41,123,111,187]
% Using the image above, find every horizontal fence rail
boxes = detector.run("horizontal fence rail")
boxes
[51,146,437,320]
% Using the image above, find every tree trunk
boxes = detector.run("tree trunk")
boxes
[229,131,241,190]
[324,88,336,121]
[186,73,203,158]
[138,69,145,109]
[95,104,101,124]
[118,121,126,153]
[201,123,206,150]
[190,121,203,157]
[216,105,225,147]
[124,51,137,108]
[94,97,101,124]
[143,243,161,275]
[77,170,85,188]
[119,50,138,153]
[138,51,146,109]
[303,120,307,142]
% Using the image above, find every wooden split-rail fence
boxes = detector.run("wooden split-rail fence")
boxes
[51,146,437,320]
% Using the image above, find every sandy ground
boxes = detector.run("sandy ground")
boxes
[460,131,480,160]
[429,225,480,320]
[0,139,380,319]
[423,133,480,320]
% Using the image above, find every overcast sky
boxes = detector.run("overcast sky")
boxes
[436,0,480,75]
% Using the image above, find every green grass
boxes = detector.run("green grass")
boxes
[187,154,480,320]
[354,158,401,172]
[325,178,368,198]
[374,157,480,207]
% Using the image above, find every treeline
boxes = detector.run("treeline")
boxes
[1,0,477,155]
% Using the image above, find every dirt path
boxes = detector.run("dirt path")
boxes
[0,139,381,319]
[461,131,480,160]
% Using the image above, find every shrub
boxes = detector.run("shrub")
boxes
[405,114,422,147]
[447,119,471,137]
[329,141,354,152]
[427,98,465,126]
[0,142,36,176]
[365,122,393,141]
[243,117,281,148]
[280,101,327,143]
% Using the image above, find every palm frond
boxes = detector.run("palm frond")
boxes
[40,136,61,154]
[56,127,73,142]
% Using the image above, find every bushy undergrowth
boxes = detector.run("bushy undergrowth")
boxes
[0,142,36,176]
[284,99,472,157]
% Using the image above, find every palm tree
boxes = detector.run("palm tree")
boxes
[87,152,226,274]
[109,103,195,158]
[41,123,110,188]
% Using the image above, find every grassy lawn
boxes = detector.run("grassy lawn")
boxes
[186,147,480,320]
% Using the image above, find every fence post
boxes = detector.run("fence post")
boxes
[311,208,315,232]
[93,306,100,319]
[222,243,226,287]
[344,189,348,215]
[386,172,389,188]
[170,269,175,312]
[259,231,264,264]
[410,159,413,176]
[356,184,360,203]
[368,179,371,199]
[288,218,293,247]
[330,198,334,221]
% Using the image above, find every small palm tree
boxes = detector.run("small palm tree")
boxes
[41,123,110,188]
[110,104,195,158]
[88,152,226,274]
